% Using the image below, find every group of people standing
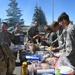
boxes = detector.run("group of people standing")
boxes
[52,12,75,67]
[27,12,75,68]
[0,11,75,75]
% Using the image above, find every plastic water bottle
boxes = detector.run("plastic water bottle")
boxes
[28,64,34,75]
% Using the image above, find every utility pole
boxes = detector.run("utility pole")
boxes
[52,0,54,22]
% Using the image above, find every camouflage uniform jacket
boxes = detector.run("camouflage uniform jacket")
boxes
[64,23,75,67]
[0,31,14,46]
[58,23,75,67]
[12,29,23,35]
[0,43,16,75]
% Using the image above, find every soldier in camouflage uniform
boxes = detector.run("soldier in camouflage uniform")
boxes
[12,23,25,59]
[0,22,16,75]
[58,12,75,67]
[41,26,58,47]
[0,22,15,46]
[27,21,39,43]
[51,12,75,67]
[12,23,24,45]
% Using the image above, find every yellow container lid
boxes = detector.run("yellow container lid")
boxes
[22,62,27,65]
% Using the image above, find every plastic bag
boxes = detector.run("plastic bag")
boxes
[55,52,74,74]
[55,52,74,69]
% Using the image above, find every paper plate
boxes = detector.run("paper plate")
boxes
[58,66,73,74]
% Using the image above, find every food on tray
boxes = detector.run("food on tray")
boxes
[45,57,56,65]
[39,46,44,49]
[29,43,39,51]
[28,62,42,71]
[54,52,62,57]
[28,63,50,71]
[32,62,42,70]
[45,46,53,50]
[41,63,50,69]
[42,54,50,61]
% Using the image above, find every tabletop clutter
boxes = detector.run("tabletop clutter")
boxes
[10,42,75,75]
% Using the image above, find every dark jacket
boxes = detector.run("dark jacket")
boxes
[41,30,58,47]
[12,29,24,45]
[27,25,39,43]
